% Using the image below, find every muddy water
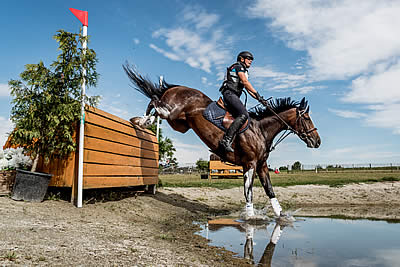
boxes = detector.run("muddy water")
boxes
[196,217,400,266]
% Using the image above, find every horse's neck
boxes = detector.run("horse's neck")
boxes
[260,108,296,142]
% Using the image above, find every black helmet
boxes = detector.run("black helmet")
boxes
[237,51,254,61]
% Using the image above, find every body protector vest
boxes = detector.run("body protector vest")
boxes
[219,62,248,97]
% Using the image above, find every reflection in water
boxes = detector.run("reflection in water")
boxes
[244,222,284,267]
[206,217,287,266]
[199,216,400,267]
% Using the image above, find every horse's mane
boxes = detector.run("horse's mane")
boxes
[123,63,178,100]
[249,97,299,120]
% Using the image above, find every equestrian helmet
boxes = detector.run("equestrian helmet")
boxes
[237,51,254,61]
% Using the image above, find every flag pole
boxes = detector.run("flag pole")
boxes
[77,24,87,208]
[157,76,163,142]
[69,8,88,208]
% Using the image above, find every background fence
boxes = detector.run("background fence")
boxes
[159,162,400,175]
[283,163,400,172]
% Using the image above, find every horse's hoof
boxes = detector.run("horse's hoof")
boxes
[130,117,141,126]
[245,203,255,217]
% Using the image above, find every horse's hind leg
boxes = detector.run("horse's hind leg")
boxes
[130,100,171,127]
[257,162,282,217]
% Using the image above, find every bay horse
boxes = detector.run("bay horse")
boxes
[123,64,321,217]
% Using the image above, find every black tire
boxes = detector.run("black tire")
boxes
[146,184,157,195]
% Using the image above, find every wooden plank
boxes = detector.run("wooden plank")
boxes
[85,124,157,151]
[84,149,157,168]
[209,161,242,170]
[210,173,242,176]
[84,163,158,176]
[39,152,77,187]
[86,107,156,140]
[83,176,158,189]
[86,111,157,144]
[84,136,158,159]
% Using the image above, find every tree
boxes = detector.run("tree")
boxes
[147,123,177,167]
[292,161,302,171]
[279,166,288,171]
[8,30,99,172]
[196,158,209,173]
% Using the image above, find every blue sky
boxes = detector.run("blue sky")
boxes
[1,0,399,168]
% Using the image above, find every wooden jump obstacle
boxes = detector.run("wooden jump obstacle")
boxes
[4,107,159,199]
[208,153,243,179]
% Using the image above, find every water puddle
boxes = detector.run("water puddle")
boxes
[196,214,400,266]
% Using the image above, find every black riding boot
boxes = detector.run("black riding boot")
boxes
[219,114,247,153]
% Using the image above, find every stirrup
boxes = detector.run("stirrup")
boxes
[219,139,234,153]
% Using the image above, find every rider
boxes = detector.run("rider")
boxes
[219,51,265,153]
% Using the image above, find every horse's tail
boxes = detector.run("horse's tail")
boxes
[123,63,177,101]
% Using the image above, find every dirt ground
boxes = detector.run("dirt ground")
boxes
[1,181,400,266]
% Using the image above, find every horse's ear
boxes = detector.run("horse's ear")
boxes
[306,106,310,113]
[304,100,308,110]
[300,97,306,109]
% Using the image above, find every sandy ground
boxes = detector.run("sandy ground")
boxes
[1,182,400,266]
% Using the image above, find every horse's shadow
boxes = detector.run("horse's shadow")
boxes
[148,191,231,216]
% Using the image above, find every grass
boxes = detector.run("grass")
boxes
[159,171,400,189]
[3,252,17,261]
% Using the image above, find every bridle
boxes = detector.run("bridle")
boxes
[259,101,317,152]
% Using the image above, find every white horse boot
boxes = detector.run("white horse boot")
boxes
[246,203,255,217]
[139,115,155,127]
[270,223,282,244]
[270,198,282,217]
[245,224,255,240]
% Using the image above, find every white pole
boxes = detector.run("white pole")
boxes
[156,117,160,142]
[77,25,87,208]
[157,76,163,142]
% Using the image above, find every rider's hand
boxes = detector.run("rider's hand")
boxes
[256,92,268,106]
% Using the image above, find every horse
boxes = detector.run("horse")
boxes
[123,64,321,217]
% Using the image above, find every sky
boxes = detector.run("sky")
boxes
[1,0,399,168]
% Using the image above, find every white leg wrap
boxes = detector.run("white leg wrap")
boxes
[138,115,155,127]
[246,203,255,217]
[245,225,255,239]
[270,224,282,244]
[270,198,282,217]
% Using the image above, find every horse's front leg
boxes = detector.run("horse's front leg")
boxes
[257,162,282,217]
[243,166,256,217]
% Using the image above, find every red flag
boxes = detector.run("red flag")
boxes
[69,8,88,26]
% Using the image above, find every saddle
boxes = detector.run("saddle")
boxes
[203,97,250,133]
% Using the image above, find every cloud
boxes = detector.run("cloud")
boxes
[201,77,215,87]
[252,66,320,93]
[248,0,400,80]
[150,7,231,73]
[149,44,181,61]
[0,83,10,97]
[248,0,400,134]
[133,38,140,45]
[292,86,320,94]
[343,61,400,104]
[171,138,210,166]
[0,117,13,148]
[327,145,400,163]
[182,6,219,30]
[328,108,367,119]
[364,103,400,134]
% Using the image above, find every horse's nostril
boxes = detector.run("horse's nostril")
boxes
[316,138,321,147]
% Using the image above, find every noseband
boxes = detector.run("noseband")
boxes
[296,109,318,138]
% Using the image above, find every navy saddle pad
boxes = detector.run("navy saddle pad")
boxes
[203,101,250,134]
